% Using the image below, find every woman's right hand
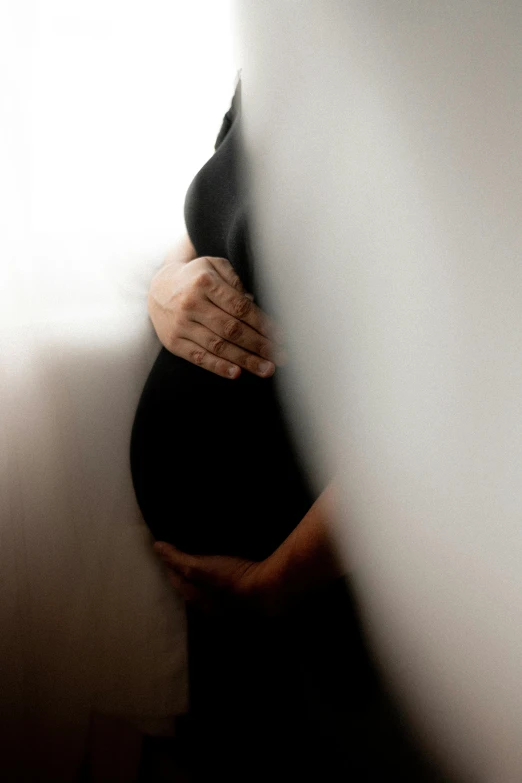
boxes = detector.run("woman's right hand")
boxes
[148,253,286,380]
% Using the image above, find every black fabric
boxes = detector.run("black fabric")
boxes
[129,84,440,781]
[130,81,319,563]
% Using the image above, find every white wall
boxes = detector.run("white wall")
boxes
[1,0,237,319]
[0,2,236,779]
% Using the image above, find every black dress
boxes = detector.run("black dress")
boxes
[130,83,437,782]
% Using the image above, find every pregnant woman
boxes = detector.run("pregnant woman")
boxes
[130,79,428,782]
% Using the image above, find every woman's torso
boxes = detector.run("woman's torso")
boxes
[130,82,317,561]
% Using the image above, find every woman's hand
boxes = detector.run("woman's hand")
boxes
[153,542,282,616]
[154,483,345,616]
[148,252,286,380]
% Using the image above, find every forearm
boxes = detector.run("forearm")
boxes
[258,482,345,610]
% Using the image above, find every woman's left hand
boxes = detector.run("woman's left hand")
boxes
[153,542,280,615]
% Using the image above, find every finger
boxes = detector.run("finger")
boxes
[183,323,275,378]
[188,304,287,366]
[154,541,195,570]
[179,298,285,366]
[206,257,248,296]
[184,258,284,343]
[155,542,210,584]
[155,544,231,595]
[204,277,284,344]
[169,337,242,379]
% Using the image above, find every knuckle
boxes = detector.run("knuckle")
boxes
[223,319,243,341]
[181,293,198,311]
[207,281,221,299]
[209,336,226,356]
[230,274,243,291]
[231,297,251,319]
[195,270,212,289]
[189,348,206,366]
[175,313,190,330]
[257,340,271,358]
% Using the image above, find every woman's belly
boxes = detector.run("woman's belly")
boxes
[130,347,315,561]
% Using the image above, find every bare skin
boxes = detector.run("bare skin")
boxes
[148,234,286,380]
[149,234,343,613]
[154,482,343,616]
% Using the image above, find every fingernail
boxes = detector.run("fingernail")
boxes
[258,361,274,377]
[245,292,255,301]
[227,366,240,378]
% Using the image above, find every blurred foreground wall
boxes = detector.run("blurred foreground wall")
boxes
[237,2,522,780]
